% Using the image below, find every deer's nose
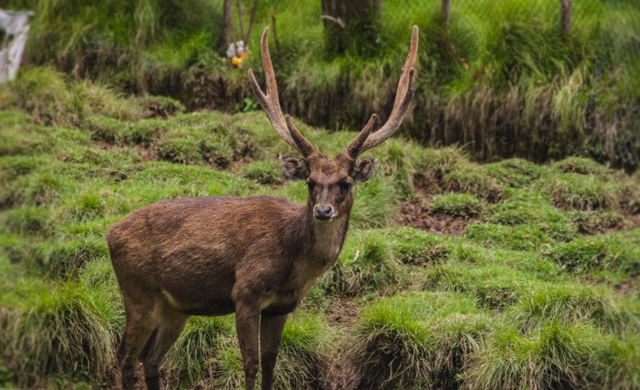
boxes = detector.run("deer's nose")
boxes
[314,205,334,220]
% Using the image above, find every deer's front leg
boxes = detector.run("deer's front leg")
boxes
[260,313,288,390]
[235,300,261,390]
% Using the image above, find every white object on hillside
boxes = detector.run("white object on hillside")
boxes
[0,9,33,83]
[226,40,247,58]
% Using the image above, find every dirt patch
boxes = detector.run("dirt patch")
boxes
[395,202,477,236]
[134,145,157,162]
[90,140,116,151]
[615,277,639,295]
[324,298,361,326]
[583,214,640,235]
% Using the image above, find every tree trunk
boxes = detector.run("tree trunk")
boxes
[222,0,234,51]
[321,0,379,56]
[441,0,451,31]
[560,0,572,32]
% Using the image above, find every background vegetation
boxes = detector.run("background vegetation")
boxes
[4,0,640,169]
[0,68,639,389]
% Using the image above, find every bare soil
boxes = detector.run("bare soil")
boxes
[394,202,477,236]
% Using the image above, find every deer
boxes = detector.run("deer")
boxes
[106,25,418,390]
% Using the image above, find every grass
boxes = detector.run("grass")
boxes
[0,71,639,389]
[5,0,640,169]
[431,193,483,219]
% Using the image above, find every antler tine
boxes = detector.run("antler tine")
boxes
[248,27,315,156]
[355,25,419,155]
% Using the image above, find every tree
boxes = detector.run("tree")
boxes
[222,0,234,51]
[560,0,572,32]
[441,0,451,32]
[321,0,381,56]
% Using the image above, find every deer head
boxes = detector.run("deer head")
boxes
[248,26,418,221]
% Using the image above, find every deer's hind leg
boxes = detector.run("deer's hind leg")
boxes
[140,302,190,390]
[118,293,159,390]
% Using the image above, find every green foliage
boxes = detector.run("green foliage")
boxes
[423,262,534,309]
[323,230,398,297]
[0,279,122,388]
[1,91,640,389]
[545,173,619,210]
[274,313,332,390]
[509,283,637,331]
[485,158,548,188]
[240,161,284,185]
[387,227,451,266]
[1,207,53,236]
[164,316,234,385]
[353,291,492,389]
[465,323,604,390]
[548,230,640,276]
[432,193,483,219]
[464,223,554,251]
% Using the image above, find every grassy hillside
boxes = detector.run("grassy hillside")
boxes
[5,0,640,169]
[1,68,640,389]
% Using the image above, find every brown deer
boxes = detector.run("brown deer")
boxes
[106,26,418,390]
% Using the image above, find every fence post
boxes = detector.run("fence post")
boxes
[560,0,572,32]
[441,0,451,31]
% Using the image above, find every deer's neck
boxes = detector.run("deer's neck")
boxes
[303,201,352,266]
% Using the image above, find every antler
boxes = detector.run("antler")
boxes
[346,25,419,158]
[248,28,316,157]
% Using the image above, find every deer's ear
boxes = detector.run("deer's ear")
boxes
[279,155,310,181]
[351,157,376,183]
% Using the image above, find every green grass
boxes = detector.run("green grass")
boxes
[352,291,492,389]
[5,0,640,169]
[431,193,484,219]
[1,77,639,389]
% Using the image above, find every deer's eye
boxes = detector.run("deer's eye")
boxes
[306,181,316,193]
